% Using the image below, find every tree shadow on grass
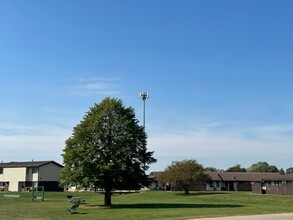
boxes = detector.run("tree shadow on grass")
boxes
[109,203,244,209]
[68,212,89,215]
[175,192,228,196]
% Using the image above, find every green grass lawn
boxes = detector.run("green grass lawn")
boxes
[1,190,293,220]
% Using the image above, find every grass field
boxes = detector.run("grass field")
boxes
[1,190,293,220]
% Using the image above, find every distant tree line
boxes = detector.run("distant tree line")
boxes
[204,161,293,174]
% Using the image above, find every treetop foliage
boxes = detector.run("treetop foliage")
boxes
[205,162,289,173]
[286,167,293,173]
[247,161,279,173]
[204,167,219,172]
[226,164,247,172]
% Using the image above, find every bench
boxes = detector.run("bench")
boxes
[3,194,20,198]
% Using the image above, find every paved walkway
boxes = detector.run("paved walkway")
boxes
[192,213,293,220]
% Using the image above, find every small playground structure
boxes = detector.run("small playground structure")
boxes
[31,185,45,201]
[66,195,85,214]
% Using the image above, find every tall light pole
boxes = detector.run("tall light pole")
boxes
[139,92,149,129]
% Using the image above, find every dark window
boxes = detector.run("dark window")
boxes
[0,168,3,174]
[32,168,38,174]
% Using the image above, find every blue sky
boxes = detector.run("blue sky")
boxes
[0,0,293,172]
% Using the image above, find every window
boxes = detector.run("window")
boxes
[0,168,3,174]
[32,168,38,174]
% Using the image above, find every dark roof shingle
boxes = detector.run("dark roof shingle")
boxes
[0,161,63,168]
[217,172,283,182]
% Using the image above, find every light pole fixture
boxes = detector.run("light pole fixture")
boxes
[139,92,149,129]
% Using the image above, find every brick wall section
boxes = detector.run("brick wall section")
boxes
[251,183,262,194]
[252,183,293,195]
[171,183,206,191]
[266,185,293,195]
[236,182,252,191]
[189,183,206,191]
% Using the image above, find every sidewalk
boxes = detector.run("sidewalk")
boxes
[192,213,293,220]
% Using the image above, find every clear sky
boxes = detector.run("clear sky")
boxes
[0,0,292,172]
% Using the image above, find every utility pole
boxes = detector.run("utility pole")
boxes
[139,92,149,129]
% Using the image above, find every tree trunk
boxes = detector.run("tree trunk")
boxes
[183,186,189,194]
[104,189,112,206]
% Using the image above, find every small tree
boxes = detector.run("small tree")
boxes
[226,164,247,172]
[247,161,278,173]
[286,167,293,173]
[159,159,209,194]
[204,167,218,172]
[60,97,156,206]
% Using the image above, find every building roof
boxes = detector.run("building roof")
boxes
[263,173,293,181]
[0,160,63,168]
[149,171,163,179]
[205,171,222,181]
[150,171,293,183]
[210,172,284,182]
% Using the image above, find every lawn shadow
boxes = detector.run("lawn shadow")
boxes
[175,192,228,196]
[69,212,89,215]
[110,203,244,209]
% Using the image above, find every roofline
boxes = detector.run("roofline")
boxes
[37,161,63,168]
[0,160,63,168]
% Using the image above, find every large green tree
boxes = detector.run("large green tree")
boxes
[60,97,156,206]
[159,159,209,194]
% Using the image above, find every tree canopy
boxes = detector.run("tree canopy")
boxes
[279,168,285,174]
[286,167,293,173]
[60,97,156,206]
[204,167,219,172]
[247,161,278,173]
[226,164,247,172]
[159,159,209,194]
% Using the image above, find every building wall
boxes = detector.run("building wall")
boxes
[148,182,157,189]
[38,163,62,181]
[206,181,223,191]
[252,183,293,195]
[148,181,166,190]
[2,168,26,192]
[0,163,62,192]
[235,182,252,191]
[266,185,293,195]
[171,183,206,191]
[251,182,262,194]
[39,181,63,191]
[26,168,39,182]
